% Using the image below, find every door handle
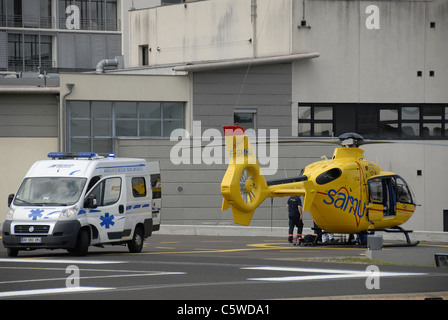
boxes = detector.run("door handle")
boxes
[119,205,124,214]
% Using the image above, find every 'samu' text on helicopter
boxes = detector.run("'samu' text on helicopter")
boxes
[220,125,416,235]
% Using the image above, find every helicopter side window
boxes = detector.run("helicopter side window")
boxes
[369,179,383,203]
[369,177,397,216]
[395,176,413,204]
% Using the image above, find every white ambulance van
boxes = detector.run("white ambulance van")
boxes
[2,152,161,257]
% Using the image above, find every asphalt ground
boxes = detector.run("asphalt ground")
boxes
[0,233,447,305]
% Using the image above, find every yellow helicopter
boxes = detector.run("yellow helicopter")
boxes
[220,125,417,243]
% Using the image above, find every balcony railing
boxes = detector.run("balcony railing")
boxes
[0,15,53,29]
[8,58,55,72]
[0,15,120,31]
[58,17,120,31]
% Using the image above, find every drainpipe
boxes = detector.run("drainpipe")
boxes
[96,59,119,74]
[62,83,75,152]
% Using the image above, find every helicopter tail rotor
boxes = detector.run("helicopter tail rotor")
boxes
[221,125,317,226]
[221,126,270,225]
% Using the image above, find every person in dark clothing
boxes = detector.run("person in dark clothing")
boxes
[286,196,303,243]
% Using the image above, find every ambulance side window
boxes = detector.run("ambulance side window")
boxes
[89,177,122,206]
[132,177,147,197]
[86,176,101,193]
[151,174,161,199]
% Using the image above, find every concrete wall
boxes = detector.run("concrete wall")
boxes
[0,93,59,221]
[193,64,292,136]
[60,72,190,103]
[292,0,448,104]
[129,0,253,66]
[128,0,295,67]
[0,138,58,222]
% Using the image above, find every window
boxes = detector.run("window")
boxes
[116,101,137,136]
[402,106,420,137]
[1,0,51,28]
[234,109,257,130]
[379,107,399,137]
[132,177,147,198]
[140,45,149,66]
[298,103,448,139]
[395,176,413,204]
[88,177,121,206]
[14,177,87,206]
[368,179,383,204]
[298,105,333,137]
[162,0,186,4]
[422,106,444,137]
[151,174,161,199]
[7,33,52,72]
[68,101,185,154]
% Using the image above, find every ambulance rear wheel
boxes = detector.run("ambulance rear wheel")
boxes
[128,226,144,253]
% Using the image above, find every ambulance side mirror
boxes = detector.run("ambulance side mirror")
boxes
[84,194,98,209]
[7,194,14,207]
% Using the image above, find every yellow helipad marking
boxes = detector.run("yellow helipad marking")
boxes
[419,243,448,248]
[131,242,366,255]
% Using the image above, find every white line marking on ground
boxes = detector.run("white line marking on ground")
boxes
[242,266,427,282]
[0,286,113,298]
[0,258,125,264]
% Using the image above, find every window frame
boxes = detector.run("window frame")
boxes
[131,177,147,198]
[298,104,334,137]
[67,100,185,154]
[233,109,257,131]
[298,103,448,140]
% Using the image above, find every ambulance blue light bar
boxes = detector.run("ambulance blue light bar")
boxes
[48,152,98,159]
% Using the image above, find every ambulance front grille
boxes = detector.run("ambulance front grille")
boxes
[14,225,50,234]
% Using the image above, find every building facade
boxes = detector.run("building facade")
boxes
[0,0,123,72]
[2,0,448,234]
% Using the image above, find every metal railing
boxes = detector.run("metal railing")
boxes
[0,15,53,29]
[8,59,55,72]
[0,15,120,31]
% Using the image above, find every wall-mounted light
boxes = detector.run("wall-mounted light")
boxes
[298,20,311,29]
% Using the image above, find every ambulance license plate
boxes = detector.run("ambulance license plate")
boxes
[21,237,42,243]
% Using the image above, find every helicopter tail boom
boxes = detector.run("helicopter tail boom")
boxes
[268,180,316,212]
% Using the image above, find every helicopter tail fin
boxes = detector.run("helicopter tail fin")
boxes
[220,125,270,226]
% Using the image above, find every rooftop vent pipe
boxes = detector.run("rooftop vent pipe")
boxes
[96,58,119,74]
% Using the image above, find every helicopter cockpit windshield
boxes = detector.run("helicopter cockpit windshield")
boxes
[368,175,414,217]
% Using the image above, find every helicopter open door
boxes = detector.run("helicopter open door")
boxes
[367,174,415,227]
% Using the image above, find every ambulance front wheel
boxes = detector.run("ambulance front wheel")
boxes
[7,248,19,257]
[73,229,89,256]
[128,225,144,253]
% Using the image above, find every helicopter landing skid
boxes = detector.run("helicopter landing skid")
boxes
[370,226,419,247]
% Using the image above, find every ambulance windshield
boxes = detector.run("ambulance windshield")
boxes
[14,177,87,206]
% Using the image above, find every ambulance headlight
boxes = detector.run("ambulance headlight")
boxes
[60,207,78,220]
[6,208,15,220]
